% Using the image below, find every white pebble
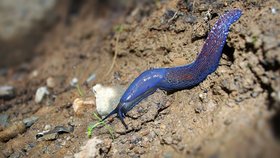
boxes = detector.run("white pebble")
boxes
[92,84,125,116]
[271,7,277,14]
[70,77,79,87]
[35,86,50,103]
[46,77,56,88]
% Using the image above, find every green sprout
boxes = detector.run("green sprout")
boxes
[114,24,124,33]
[76,84,84,97]
[87,112,115,141]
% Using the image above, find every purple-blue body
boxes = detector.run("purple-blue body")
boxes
[103,9,242,128]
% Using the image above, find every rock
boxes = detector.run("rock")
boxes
[37,132,58,141]
[92,84,125,116]
[163,136,173,145]
[35,86,49,103]
[86,73,96,84]
[36,125,74,141]
[0,114,9,129]
[70,77,79,87]
[0,85,15,100]
[0,121,26,142]
[0,115,38,142]
[99,139,112,155]
[72,97,95,116]
[184,14,197,24]
[74,137,102,158]
[23,116,38,128]
[271,7,277,14]
[46,77,56,88]
[44,124,51,130]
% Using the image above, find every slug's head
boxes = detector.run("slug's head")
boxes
[102,102,131,129]
[102,68,166,129]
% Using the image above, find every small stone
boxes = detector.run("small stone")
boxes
[86,73,96,84]
[70,77,78,87]
[37,133,58,141]
[224,119,232,125]
[163,152,173,158]
[163,136,173,145]
[133,146,145,154]
[0,121,26,142]
[23,116,38,128]
[44,125,51,130]
[72,97,95,116]
[130,135,142,144]
[184,14,196,24]
[271,7,277,14]
[0,86,15,100]
[74,137,102,158]
[160,124,166,130]
[140,129,150,136]
[46,77,56,88]
[0,114,9,129]
[35,86,49,103]
[30,70,39,78]
[194,106,203,113]
[92,84,125,116]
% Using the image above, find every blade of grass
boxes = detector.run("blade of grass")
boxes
[76,84,84,97]
[87,112,115,141]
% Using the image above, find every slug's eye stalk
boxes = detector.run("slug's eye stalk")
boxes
[102,103,128,129]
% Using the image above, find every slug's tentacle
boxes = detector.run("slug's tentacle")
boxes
[102,9,242,128]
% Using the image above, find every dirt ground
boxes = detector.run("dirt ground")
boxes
[1,0,280,157]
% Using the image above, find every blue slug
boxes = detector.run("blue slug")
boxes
[103,9,242,128]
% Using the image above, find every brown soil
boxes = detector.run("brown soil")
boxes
[1,0,280,157]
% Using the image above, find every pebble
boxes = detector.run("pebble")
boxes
[92,84,125,116]
[133,146,145,154]
[140,129,150,136]
[36,125,74,141]
[70,77,78,87]
[0,85,15,100]
[0,121,26,142]
[100,139,112,154]
[0,114,9,128]
[224,119,232,125]
[184,14,196,24]
[72,97,95,116]
[162,10,176,23]
[44,124,51,130]
[29,70,39,78]
[271,7,277,14]
[37,133,58,141]
[194,106,204,113]
[86,73,96,84]
[163,136,173,145]
[130,135,142,144]
[35,86,50,103]
[23,116,38,128]
[163,152,173,158]
[46,77,56,88]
